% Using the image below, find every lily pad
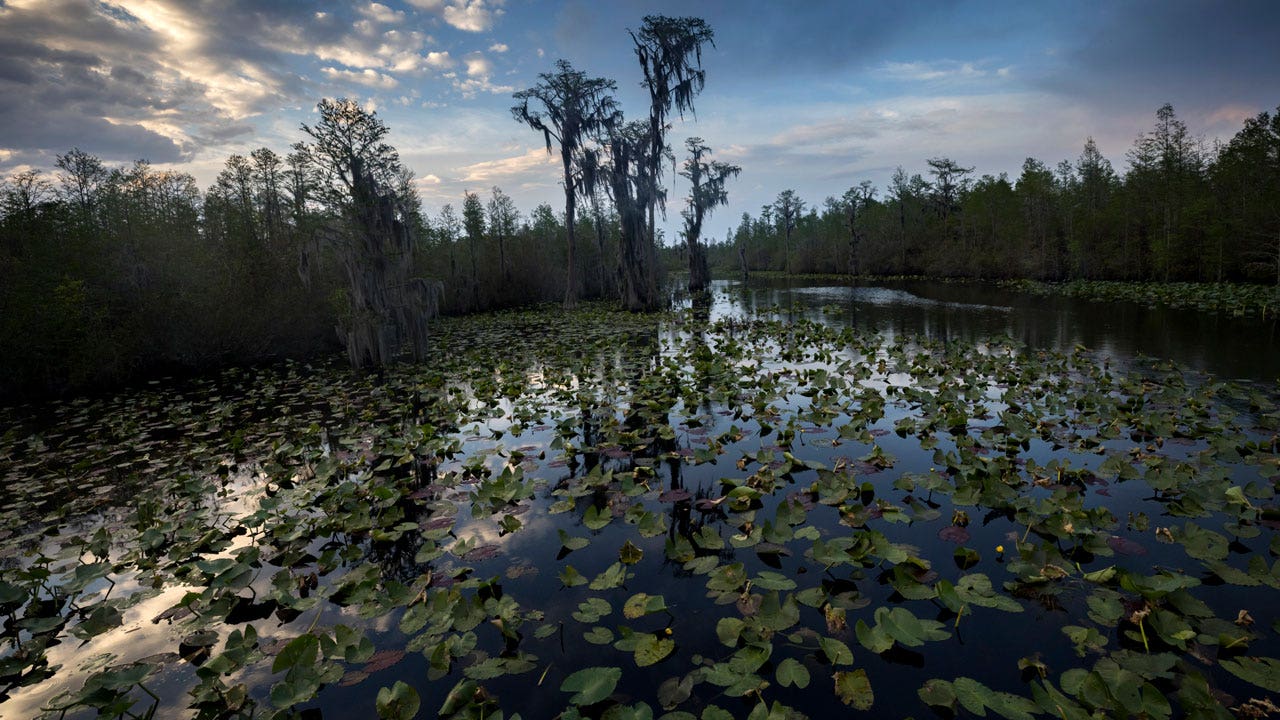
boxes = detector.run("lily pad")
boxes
[560,666,622,705]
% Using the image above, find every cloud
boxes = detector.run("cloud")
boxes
[359,2,404,24]
[0,0,278,163]
[322,67,398,89]
[489,43,509,53]
[1034,0,1280,117]
[1205,104,1260,129]
[425,51,455,69]
[408,0,503,32]
[305,26,431,73]
[879,60,989,82]
[451,78,515,98]
[456,148,556,184]
[448,52,511,97]
[464,53,493,78]
[0,108,186,163]
[442,0,502,32]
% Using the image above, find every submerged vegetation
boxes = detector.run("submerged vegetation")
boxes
[2,291,1279,719]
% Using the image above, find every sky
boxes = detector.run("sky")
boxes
[2,0,1280,243]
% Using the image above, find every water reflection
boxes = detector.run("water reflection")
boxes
[717,277,1280,383]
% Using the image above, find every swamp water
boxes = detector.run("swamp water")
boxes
[1,278,1279,720]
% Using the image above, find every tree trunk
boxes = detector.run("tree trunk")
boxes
[563,151,578,309]
[619,204,654,311]
[688,241,710,292]
[784,226,791,276]
[898,200,907,272]
[337,157,439,369]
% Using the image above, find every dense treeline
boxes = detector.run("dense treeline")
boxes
[708,104,1280,285]
[0,138,633,399]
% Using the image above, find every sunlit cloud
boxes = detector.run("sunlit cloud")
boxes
[359,2,404,24]
[456,148,557,183]
[1204,104,1260,129]
[111,0,288,119]
[443,0,503,32]
[306,27,430,74]
[464,53,493,78]
[322,67,399,89]
[425,51,455,69]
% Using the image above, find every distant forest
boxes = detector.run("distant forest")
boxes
[706,103,1280,285]
[1,15,1278,400]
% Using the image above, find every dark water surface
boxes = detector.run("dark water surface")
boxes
[2,278,1278,720]
[724,277,1280,383]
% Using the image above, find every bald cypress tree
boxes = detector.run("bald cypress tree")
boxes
[295,98,439,369]
[679,137,739,292]
[628,15,716,308]
[512,60,619,308]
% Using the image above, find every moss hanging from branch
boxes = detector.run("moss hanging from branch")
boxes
[336,156,440,369]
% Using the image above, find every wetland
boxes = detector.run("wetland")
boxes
[2,278,1279,720]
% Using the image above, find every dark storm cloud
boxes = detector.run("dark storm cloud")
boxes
[0,6,183,161]
[0,0,319,165]
[1036,0,1280,116]
[0,105,185,162]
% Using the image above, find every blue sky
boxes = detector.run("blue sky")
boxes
[2,0,1279,242]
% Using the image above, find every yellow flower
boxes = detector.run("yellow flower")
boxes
[996,545,1005,553]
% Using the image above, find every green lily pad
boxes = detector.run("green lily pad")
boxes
[1220,656,1280,692]
[375,681,420,720]
[775,658,810,688]
[635,634,675,667]
[561,666,622,705]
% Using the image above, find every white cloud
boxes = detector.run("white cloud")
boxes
[321,66,398,89]
[107,0,288,120]
[452,77,515,98]
[425,50,454,69]
[456,148,556,183]
[360,2,404,24]
[464,53,492,78]
[448,51,509,96]
[292,20,429,74]
[880,60,989,82]
[489,42,508,53]
[442,0,501,32]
